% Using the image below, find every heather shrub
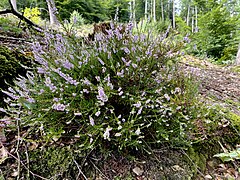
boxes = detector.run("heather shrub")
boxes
[2,22,200,152]
[0,46,32,117]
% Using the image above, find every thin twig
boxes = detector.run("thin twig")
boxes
[3,146,49,180]
[73,158,88,180]
[90,160,110,180]
[24,143,30,179]
[181,150,205,178]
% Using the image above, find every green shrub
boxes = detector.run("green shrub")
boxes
[2,23,201,153]
[192,4,239,62]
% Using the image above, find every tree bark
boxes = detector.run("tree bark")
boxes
[235,44,240,65]
[191,8,194,32]
[195,5,198,32]
[172,0,175,29]
[153,0,156,22]
[161,0,164,21]
[186,3,190,26]
[145,0,148,20]
[46,0,59,25]
[10,0,17,12]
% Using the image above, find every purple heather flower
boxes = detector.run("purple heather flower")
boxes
[117,69,124,77]
[37,67,46,74]
[98,57,105,66]
[121,57,127,63]
[52,103,66,111]
[119,91,123,96]
[107,52,112,59]
[53,97,61,102]
[97,86,108,102]
[89,116,95,126]
[137,107,143,115]
[45,77,57,92]
[132,63,137,68]
[133,35,138,42]
[95,111,101,117]
[125,61,131,67]
[135,127,141,135]
[164,94,170,101]
[122,47,130,54]
[0,108,7,113]
[2,90,19,100]
[102,67,106,73]
[133,101,141,108]
[95,76,100,82]
[115,29,123,40]
[83,89,89,93]
[82,78,91,86]
[26,97,35,103]
[62,60,74,70]
[103,126,112,140]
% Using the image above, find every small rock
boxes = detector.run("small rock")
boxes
[172,165,184,171]
[204,174,212,179]
[133,166,144,176]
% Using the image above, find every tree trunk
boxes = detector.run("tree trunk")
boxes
[10,0,17,12]
[46,0,59,25]
[172,0,175,29]
[153,0,156,22]
[161,0,164,21]
[133,0,136,26]
[129,1,132,21]
[145,0,148,20]
[191,8,194,32]
[150,0,153,20]
[195,5,198,32]
[235,44,240,65]
[186,3,190,26]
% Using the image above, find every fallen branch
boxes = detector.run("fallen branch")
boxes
[0,35,32,43]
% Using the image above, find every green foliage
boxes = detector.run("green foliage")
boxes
[55,0,129,23]
[23,7,41,24]
[214,148,240,162]
[175,16,191,35]
[22,146,76,178]
[70,10,84,26]
[135,19,171,35]
[0,17,22,35]
[192,4,239,63]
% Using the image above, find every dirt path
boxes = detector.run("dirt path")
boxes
[180,55,240,115]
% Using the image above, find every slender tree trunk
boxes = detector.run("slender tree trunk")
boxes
[145,0,148,20]
[10,0,17,12]
[133,0,136,26]
[191,8,194,33]
[153,0,156,22]
[236,44,240,65]
[161,0,164,21]
[129,1,132,21]
[195,5,198,32]
[172,0,175,29]
[46,0,59,25]
[186,3,190,26]
[150,0,153,20]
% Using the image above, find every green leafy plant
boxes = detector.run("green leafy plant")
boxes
[214,148,240,162]
[23,7,41,24]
